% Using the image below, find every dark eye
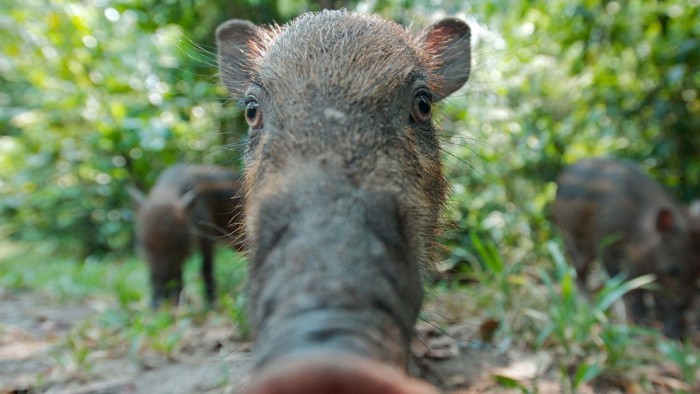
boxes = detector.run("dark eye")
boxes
[409,90,432,124]
[244,99,263,129]
[666,264,682,277]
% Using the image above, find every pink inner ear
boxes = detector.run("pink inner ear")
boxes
[419,18,470,101]
[656,209,675,233]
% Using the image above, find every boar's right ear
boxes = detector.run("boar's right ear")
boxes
[178,187,200,211]
[421,18,471,101]
[689,200,700,217]
[127,186,146,211]
[216,20,264,97]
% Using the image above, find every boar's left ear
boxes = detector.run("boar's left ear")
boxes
[420,18,471,101]
[655,208,675,234]
[216,20,265,97]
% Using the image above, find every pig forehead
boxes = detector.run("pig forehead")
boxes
[258,15,427,97]
[268,12,421,59]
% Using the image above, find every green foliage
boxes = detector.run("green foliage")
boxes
[659,340,700,386]
[457,0,699,192]
[438,0,699,254]
[0,0,322,257]
[492,375,532,394]
[453,232,526,334]
[534,242,657,391]
[0,242,145,299]
[434,3,700,386]
[0,242,247,307]
[3,0,697,257]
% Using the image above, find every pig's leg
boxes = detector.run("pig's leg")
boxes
[200,236,216,306]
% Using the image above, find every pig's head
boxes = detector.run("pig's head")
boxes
[216,10,470,392]
[648,202,700,338]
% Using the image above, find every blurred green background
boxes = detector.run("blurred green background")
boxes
[1,0,698,262]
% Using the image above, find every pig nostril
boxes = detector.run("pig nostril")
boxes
[305,327,355,344]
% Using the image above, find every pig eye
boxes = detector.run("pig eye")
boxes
[666,264,682,277]
[409,90,432,124]
[244,98,263,129]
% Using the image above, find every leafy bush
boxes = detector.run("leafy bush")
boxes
[2,0,697,258]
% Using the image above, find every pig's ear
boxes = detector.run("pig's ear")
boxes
[178,187,200,211]
[689,201,700,248]
[216,20,264,97]
[421,18,471,101]
[690,200,700,217]
[127,186,146,211]
[655,208,675,234]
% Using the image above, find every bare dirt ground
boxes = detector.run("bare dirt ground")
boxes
[0,289,246,394]
[2,288,698,394]
[0,289,513,394]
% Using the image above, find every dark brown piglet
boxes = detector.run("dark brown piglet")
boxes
[130,164,245,308]
[552,158,700,338]
[216,10,471,393]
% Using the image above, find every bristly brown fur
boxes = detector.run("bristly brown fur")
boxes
[216,9,471,376]
[218,10,469,271]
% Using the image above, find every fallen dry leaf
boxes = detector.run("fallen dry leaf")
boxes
[491,351,552,381]
[649,374,691,392]
[0,338,52,360]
